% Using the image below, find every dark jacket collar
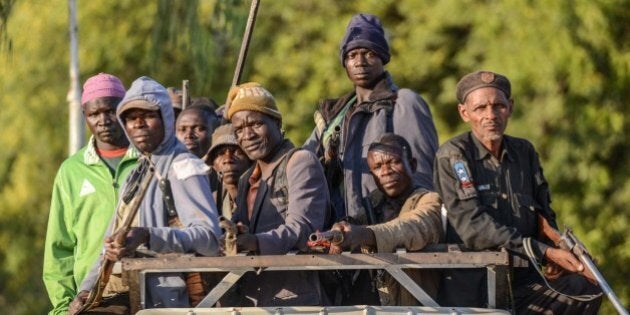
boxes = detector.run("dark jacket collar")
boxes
[319,72,398,122]
[259,140,295,181]
[470,133,514,162]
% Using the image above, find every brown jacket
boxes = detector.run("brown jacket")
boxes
[366,189,443,306]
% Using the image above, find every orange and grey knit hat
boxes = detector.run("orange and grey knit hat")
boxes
[226,82,281,121]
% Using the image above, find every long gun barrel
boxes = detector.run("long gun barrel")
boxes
[560,229,628,315]
[539,214,628,314]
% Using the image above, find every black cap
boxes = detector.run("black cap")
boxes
[368,133,412,161]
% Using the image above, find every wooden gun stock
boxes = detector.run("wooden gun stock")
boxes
[219,217,238,256]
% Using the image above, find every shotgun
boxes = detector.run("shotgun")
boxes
[559,228,628,314]
[538,215,627,314]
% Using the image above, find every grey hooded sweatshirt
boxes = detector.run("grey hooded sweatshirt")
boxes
[80,76,221,308]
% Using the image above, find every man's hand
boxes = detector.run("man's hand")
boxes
[544,247,597,283]
[328,221,375,254]
[235,221,249,234]
[68,290,89,315]
[104,227,149,261]
[236,233,258,252]
[545,247,584,272]
[544,261,565,281]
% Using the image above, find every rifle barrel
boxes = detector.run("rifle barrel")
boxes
[578,253,628,315]
[564,229,628,314]
[309,230,343,245]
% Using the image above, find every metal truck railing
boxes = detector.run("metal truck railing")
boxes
[121,246,512,314]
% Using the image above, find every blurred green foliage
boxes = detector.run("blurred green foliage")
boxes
[0,0,627,314]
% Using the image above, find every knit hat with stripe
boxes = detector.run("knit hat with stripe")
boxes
[226,82,281,121]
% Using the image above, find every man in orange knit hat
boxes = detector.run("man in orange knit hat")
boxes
[226,82,330,306]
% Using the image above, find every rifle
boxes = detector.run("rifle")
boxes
[560,229,628,314]
[307,230,344,252]
[537,215,628,314]
[79,157,154,312]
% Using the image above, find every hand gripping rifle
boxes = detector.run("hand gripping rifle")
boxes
[79,157,155,312]
[536,215,628,314]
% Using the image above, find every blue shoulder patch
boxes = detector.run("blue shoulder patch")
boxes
[453,161,474,188]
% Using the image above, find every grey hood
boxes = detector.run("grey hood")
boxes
[117,76,188,174]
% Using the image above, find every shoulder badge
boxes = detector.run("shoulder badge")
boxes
[452,160,474,188]
[173,158,210,180]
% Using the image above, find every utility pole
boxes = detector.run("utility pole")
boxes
[67,0,84,155]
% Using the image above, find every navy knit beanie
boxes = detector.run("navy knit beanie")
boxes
[339,13,390,66]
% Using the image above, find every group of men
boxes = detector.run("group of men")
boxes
[43,12,601,315]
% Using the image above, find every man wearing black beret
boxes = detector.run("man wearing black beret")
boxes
[434,70,601,314]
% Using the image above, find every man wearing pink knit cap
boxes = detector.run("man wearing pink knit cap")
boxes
[43,73,139,315]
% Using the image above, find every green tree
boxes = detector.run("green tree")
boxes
[0,1,248,313]
[0,1,627,314]
[211,1,630,312]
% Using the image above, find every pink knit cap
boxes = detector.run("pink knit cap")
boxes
[81,73,126,106]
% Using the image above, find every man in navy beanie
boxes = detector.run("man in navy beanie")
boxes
[339,13,391,66]
[304,12,438,232]
[304,13,439,305]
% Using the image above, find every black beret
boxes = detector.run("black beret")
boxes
[456,71,511,103]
